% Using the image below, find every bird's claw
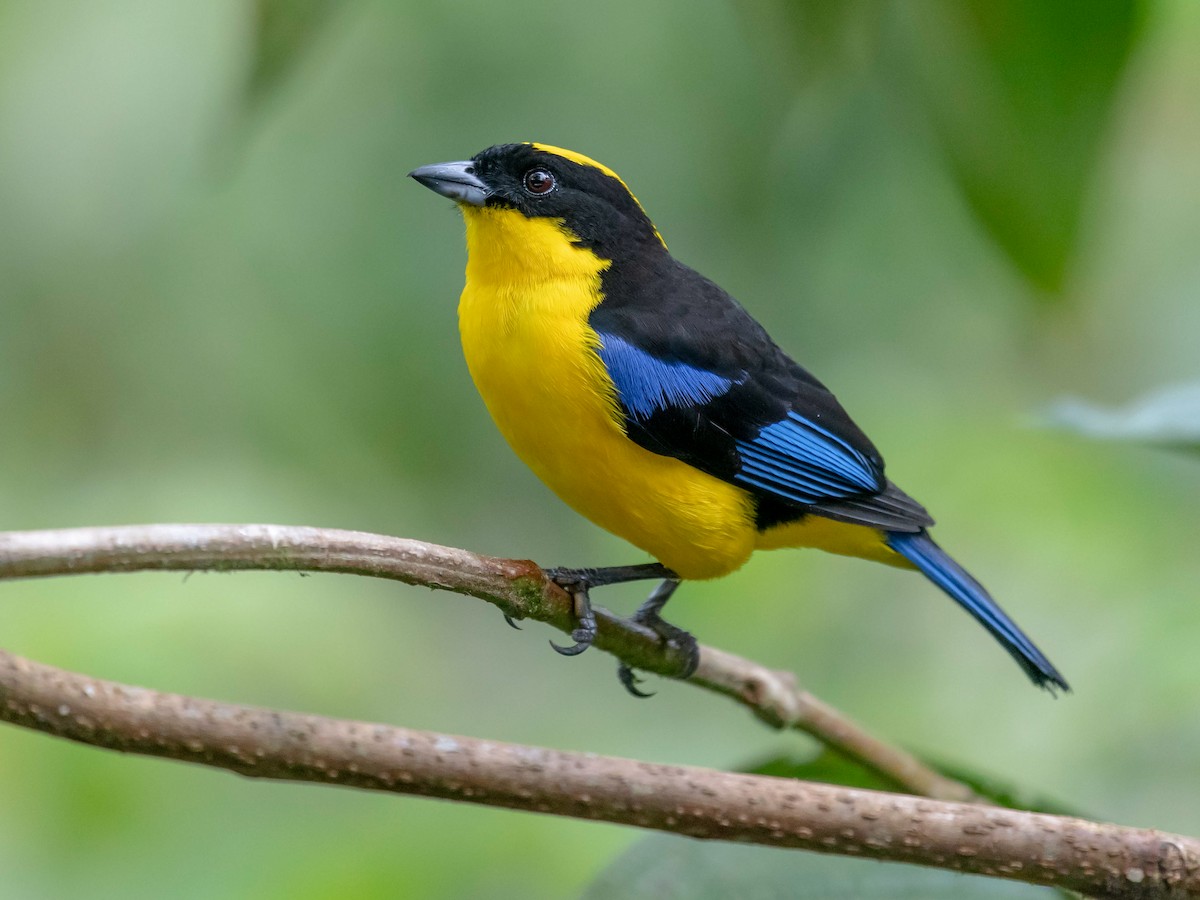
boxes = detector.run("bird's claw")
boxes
[546,570,598,657]
[649,623,700,679]
[542,567,695,696]
[549,628,593,656]
[503,613,522,630]
[617,579,697,691]
[617,663,655,698]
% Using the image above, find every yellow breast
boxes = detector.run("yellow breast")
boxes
[456,207,757,579]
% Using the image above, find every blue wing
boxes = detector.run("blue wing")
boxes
[734,412,883,505]
[596,331,885,510]
[597,333,737,420]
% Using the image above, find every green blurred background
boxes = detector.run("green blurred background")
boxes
[1,1,1198,897]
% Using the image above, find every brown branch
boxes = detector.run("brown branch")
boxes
[0,523,973,801]
[0,648,1195,898]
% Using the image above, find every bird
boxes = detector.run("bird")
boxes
[409,143,1068,695]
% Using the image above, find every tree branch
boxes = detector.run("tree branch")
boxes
[0,523,972,801]
[0,646,1195,898]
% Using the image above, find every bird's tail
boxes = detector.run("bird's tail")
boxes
[886,530,1069,693]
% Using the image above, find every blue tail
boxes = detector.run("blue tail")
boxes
[886,530,1069,693]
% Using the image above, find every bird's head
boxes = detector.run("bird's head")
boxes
[409,144,665,267]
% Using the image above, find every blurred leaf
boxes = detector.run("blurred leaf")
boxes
[736,0,1145,296]
[750,748,901,791]
[1043,383,1200,456]
[584,831,1055,899]
[746,750,1082,818]
[734,0,886,84]
[916,760,1082,820]
[897,0,1148,296]
[246,0,336,105]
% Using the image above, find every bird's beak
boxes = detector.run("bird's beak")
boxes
[408,160,490,207]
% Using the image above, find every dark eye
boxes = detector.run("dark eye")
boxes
[523,168,555,195]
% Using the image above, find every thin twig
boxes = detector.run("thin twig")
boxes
[0,523,973,801]
[0,648,1194,898]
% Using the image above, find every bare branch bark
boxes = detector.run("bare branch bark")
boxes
[0,523,972,801]
[0,646,1195,899]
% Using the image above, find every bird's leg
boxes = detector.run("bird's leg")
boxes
[544,563,675,657]
[545,562,675,589]
[618,578,698,699]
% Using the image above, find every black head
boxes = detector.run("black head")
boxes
[410,143,664,258]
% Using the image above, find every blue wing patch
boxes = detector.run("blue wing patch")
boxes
[596,333,737,421]
[596,332,879,506]
[735,412,882,505]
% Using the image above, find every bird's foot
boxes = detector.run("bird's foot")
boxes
[543,567,694,698]
[617,664,654,698]
[542,564,675,659]
[616,579,698,698]
[546,568,598,657]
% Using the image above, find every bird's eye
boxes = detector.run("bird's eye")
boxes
[523,168,555,195]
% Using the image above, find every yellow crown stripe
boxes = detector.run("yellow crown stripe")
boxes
[529,143,666,249]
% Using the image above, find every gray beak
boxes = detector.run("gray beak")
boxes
[408,160,490,207]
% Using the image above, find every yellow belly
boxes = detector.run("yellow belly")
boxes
[455,207,905,579]
[457,210,755,579]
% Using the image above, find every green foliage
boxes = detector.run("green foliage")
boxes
[744,0,1146,297]
[735,0,886,83]
[748,750,1081,818]
[247,0,336,105]
[900,1,1147,295]
[751,747,903,791]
